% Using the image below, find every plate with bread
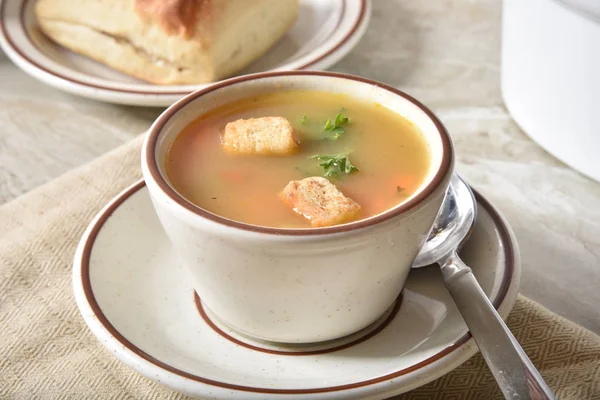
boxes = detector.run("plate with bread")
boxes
[0,0,370,106]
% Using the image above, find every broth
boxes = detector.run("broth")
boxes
[166,91,431,228]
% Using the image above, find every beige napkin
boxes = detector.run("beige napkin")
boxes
[1,136,599,400]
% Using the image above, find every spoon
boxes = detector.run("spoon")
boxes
[414,174,556,400]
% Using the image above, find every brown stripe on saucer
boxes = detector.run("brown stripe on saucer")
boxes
[79,180,515,394]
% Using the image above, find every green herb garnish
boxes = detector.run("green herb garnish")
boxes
[322,112,349,140]
[300,114,308,125]
[311,153,359,178]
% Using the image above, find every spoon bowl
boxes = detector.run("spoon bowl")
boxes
[413,174,476,268]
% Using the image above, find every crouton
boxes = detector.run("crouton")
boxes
[280,177,361,227]
[222,116,298,155]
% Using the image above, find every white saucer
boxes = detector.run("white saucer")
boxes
[0,0,371,107]
[73,180,521,400]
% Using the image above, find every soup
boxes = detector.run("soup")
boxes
[166,91,431,228]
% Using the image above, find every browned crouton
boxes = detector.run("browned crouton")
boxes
[280,177,361,227]
[222,117,298,155]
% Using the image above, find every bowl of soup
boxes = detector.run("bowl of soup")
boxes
[142,71,454,343]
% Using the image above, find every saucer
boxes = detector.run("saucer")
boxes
[0,0,371,107]
[73,180,520,399]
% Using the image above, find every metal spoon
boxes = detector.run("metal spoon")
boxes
[414,174,556,400]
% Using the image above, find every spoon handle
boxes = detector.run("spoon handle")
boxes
[441,252,556,400]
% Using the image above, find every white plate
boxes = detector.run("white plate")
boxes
[0,0,371,106]
[72,180,521,399]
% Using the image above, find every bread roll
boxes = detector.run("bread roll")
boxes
[35,0,299,85]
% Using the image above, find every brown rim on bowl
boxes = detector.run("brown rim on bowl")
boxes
[144,70,454,235]
[79,180,516,395]
[0,0,367,95]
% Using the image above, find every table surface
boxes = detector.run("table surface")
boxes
[1,0,599,334]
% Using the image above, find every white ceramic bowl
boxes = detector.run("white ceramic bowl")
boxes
[141,71,454,343]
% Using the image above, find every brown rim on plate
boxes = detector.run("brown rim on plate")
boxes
[144,70,454,236]
[0,0,367,95]
[79,179,515,395]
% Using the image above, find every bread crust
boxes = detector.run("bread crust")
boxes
[35,0,299,84]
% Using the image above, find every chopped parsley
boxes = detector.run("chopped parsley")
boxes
[322,112,349,140]
[300,114,308,125]
[311,153,359,178]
